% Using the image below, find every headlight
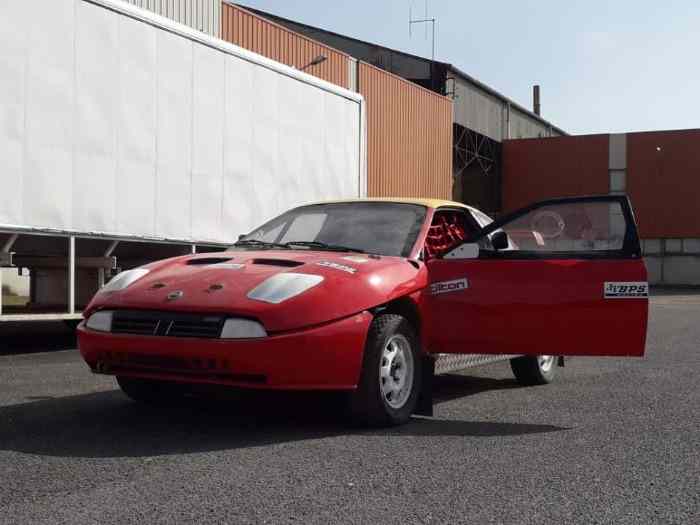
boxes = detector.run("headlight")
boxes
[101,269,150,293]
[220,318,267,339]
[247,273,324,304]
[86,310,113,332]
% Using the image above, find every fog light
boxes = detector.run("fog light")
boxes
[86,311,113,332]
[220,318,267,339]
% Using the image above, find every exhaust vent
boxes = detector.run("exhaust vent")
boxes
[251,259,303,268]
[186,257,234,266]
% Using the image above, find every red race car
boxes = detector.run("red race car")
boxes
[78,196,648,425]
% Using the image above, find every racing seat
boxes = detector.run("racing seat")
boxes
[424,212,467,260]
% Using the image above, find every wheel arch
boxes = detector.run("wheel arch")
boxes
[370,295,422,344]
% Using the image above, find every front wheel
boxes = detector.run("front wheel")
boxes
[348,314,422,427]
[510,355,557,386]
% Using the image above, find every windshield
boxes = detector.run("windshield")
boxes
[241,202,427,257]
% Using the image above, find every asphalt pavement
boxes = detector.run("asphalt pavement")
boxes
[0,294,698,524]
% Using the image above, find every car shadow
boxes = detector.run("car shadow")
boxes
[0,376,568,459]
[0,321,77,355]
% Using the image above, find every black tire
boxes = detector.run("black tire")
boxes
[510,355,557,386]
[116,376,185,405]
[348,314,422,427]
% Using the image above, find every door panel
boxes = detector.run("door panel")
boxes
[424,196,649,358]
[425,258,648,357]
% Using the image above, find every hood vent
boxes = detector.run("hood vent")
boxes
[251,258,303,268]
[186,257,234,266]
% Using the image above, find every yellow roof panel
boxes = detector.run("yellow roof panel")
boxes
[307,197,471,210]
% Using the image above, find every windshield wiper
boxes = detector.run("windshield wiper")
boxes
[233,239,290,249]
[283,241,364,253]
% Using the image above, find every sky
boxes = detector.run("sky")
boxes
[238,0,700,135]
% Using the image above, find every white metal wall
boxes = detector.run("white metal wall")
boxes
[121,0,221,37]
[0,0,364,245]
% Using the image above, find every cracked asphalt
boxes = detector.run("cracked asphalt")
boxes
[0,292,698,524]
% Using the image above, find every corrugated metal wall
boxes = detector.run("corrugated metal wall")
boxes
[220,2,350,89]
[359,62,453,199]
[453,76,560,142]
[123,0,221,36]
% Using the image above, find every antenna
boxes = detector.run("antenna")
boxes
[409,0,436,60]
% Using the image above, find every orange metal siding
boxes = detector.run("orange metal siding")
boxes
[627,129,700,238]
[502,135,610,212]
[359,62,453,200]
[220,3,349,88]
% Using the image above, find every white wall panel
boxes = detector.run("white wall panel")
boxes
[115,15,158,236]
[277,75,306,211]
[73,1,119,233]
[23,0,74,231]
[0,0,364,244]
[250,65,281,215]
[0,1,29,225]
[223,56,257,234]
[191,45,224,241]
[155,31,192,240]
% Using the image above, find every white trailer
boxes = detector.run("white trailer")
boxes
[0,0,366,322]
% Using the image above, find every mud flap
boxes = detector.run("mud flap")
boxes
[414,354,435,417]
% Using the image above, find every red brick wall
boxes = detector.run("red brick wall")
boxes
[502,135,610,213]
[627,129,700,238]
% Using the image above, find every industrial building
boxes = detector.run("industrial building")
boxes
[233,4,566,214]
[1,0,698,322]
[503,129,700,286]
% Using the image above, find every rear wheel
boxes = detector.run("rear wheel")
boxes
[349,314,421,426]
[116,376,186,405]
[510,355,556,386]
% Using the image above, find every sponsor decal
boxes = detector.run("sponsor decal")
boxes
[430,278,469,295]
[342,256,369,263]
[316,261,357,274]
[604,281,649,299]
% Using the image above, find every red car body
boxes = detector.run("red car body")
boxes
[78,196,648,396]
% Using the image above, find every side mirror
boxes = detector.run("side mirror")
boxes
[443,242,479,260]
[238,233,247,241]
[491,230,509,251]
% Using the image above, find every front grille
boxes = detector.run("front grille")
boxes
[111,310,225,338]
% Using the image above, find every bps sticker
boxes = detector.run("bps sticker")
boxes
[430,278,469,295]
[604,281,649,299]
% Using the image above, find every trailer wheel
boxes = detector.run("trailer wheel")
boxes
[510,355,556,386]
[349,314,421,426]
[116,376,184,405]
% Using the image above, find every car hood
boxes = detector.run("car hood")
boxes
[85,250,427,333]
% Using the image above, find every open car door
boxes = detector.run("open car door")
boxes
[424,196,648,357]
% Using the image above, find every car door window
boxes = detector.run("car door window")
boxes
[467,197,639,258]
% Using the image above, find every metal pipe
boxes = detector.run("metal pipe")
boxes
[104,240,119,257]
[2,234,18,253]
[533,85,541,116]
[68,237,75,315]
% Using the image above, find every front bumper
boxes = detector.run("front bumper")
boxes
[78,311,372,390]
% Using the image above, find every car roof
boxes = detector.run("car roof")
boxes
[304,197,483,214]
